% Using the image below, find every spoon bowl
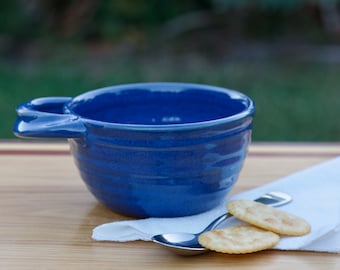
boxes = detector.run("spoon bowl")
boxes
[152,191,292,255]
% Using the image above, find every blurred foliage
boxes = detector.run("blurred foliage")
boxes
[1,0,340,43]
[1,55,339,141]
[0,0,211,40]
[1,0,340,141]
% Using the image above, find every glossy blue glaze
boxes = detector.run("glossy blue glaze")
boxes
[14,82,255,217]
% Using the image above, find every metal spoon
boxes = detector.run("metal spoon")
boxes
[152,191,292,255]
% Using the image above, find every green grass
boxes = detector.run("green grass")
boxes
[1,53,339,141]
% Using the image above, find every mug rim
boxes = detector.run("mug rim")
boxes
[65,82,255,131]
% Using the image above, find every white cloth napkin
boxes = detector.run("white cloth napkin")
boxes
[93,157,340,253]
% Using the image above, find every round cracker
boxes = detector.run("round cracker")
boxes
[198,225,280,254]
[227,200,311,236]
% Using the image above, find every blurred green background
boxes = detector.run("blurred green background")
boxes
[1,0,339,141]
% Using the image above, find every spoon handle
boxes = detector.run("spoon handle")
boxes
[201,213,231,233]
[200,191,292,234]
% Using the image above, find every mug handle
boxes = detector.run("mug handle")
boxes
[13,97,86,139]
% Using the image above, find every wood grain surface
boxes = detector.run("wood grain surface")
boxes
[0,141,339,269]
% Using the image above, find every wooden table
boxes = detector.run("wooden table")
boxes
[1,141,339,269]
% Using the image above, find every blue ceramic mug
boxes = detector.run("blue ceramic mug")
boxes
[14,82,255,217]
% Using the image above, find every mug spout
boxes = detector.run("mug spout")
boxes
[13,97,86,139]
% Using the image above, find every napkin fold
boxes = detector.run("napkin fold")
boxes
[93,157,340,253]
